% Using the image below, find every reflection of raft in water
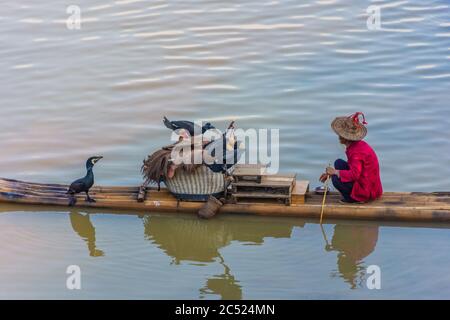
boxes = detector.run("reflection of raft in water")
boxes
[144,214,301,264]
[2,177,450,222]
[143,214,304,299]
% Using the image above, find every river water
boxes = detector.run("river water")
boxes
[0,0,450,299]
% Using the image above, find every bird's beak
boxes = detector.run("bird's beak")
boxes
[94,156,103,163]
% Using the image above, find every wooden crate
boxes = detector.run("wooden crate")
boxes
[231,173,297,205]
[291,180,310,205]
[232,164,268,183]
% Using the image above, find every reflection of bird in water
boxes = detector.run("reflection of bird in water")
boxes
[69,211,104,257]
[143,215,304,299]
[322,224,379,289]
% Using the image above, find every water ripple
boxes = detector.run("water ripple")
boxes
[189,23,304,32]
[2,0,450,300]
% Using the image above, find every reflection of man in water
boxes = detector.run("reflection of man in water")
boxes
[69,211,104,257]
[324,224,378,289]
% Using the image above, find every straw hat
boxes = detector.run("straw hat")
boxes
[331,112,368,141]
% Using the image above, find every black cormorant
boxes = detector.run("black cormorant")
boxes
[67,156,103,206]
[203,121,243,173]
[163,116,215,136]
[204,140,243,173]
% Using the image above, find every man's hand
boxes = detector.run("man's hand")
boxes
[319,167,338,183]
[326,166,337,176]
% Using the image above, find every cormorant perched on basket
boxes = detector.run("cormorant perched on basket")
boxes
[67,156,103,207]
[163,116,215,136]
[204,140,243,173]
[203,121,243,173]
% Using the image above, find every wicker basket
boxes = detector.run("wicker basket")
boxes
[164,165,225,201]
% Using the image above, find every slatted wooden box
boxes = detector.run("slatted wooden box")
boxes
[232,164,268,184]
[230,165,301,206]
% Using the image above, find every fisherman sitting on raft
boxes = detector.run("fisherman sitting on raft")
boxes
[320,112,383,204]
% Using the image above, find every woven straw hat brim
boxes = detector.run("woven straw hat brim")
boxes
[331,117,367,141]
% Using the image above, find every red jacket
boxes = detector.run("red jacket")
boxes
[339,140,383,202]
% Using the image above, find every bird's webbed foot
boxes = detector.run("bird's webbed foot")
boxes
[86,196,96,203]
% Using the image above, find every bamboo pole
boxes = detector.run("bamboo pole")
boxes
[319,163,332,225]
[2,178,450,222]
[320,223,330,247]
[320,176,330,225]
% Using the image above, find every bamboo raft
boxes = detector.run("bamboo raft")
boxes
[1,177,450,222]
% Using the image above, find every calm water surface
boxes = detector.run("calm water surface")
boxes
[1,0,450,299]
[1,205,450,299]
